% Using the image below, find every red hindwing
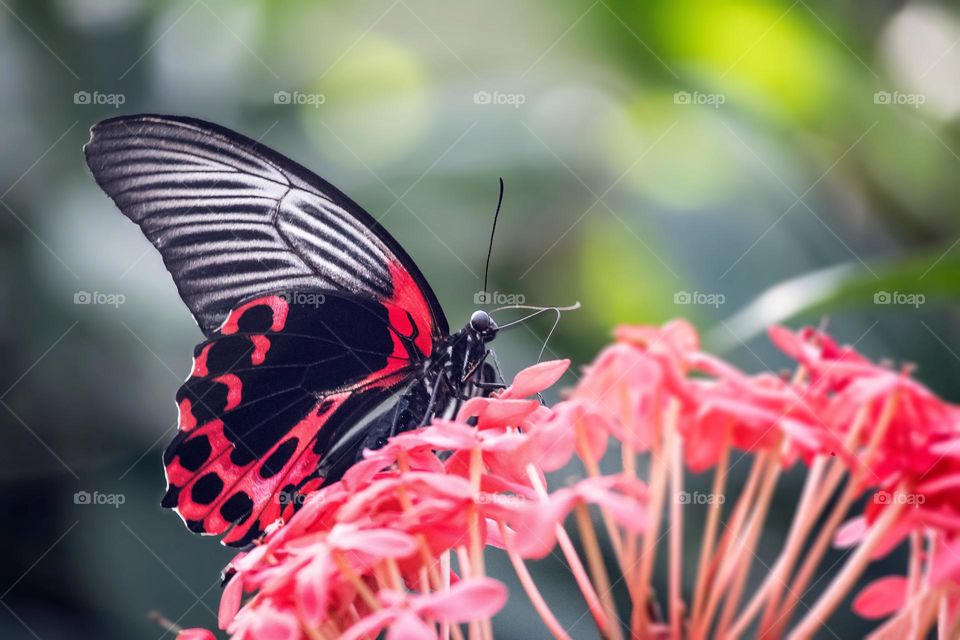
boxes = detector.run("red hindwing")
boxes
[162,292,424,546]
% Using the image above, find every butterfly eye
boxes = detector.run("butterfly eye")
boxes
[470,310,493,333]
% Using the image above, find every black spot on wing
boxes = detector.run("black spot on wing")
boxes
[161,484,181,508]
[177,435,212,472]
[236,304,274,333]
[220,492,254,523]
[191,472,224,505]
[205,338,255,376]
[259,438,298,479]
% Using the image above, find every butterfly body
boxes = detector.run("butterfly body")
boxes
[85,115,500,546]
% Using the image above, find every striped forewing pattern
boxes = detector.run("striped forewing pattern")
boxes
[83,115,447,337]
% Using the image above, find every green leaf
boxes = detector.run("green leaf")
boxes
[709,252,960,349]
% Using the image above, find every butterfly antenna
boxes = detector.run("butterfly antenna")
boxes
[490,302,580,363]
[492,302,581,330]
[482,177,505,299]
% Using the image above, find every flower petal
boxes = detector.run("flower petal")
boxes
[386,611,436,640]
[456,397,540,427]
[852,575,908,619]
[218,572,244,629]
[499,360,570,399]
[414,577,508,621]
[177,629,216,640]
[341,608,396,640]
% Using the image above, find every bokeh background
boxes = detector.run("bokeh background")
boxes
[2,0,960,637]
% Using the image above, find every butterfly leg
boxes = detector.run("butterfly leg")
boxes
[488,348,507,385]
[461,350,506,397]
[418,366,451,427]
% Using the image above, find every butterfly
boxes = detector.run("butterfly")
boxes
[84,114,504,547]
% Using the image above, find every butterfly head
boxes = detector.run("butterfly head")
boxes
[469,310,498,343]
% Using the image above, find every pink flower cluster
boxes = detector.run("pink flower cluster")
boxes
[176,321,960,639]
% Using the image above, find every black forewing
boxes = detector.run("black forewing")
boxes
[83,114,448,338]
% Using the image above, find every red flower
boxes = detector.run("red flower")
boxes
[176,630,217,640]
[189,322,960,640]
[340,578,507,640]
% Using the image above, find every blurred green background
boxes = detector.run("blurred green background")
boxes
[2,0,960,637]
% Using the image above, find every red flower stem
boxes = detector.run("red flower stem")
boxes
[498,520,573,640]
[691,450,768,640]
[396,451,448,591]
[716,451,781,637]
[772,391,901,635]
[297,592,337,639]
[748,402,872,635]
[302,622,330,640]
[908,531,923,638]
[417,567,430,594]
[319,621,341,640]
[619,385,640,602]
[468,446,485,579]
[766,473,857,637]
[332,550,380,611]
[787,497,906,640]
[456,545,480,640]
[575,416,625,565]
[527,464,612,636]
[468,446,493,640]
[441,552,468,640]
[690,422,732,625]
[630,422,670,638]
[729,454,827,638]
[574,502,624,640]
[385,558,404,591]
[940,593,952,640]
[667,406,684,640]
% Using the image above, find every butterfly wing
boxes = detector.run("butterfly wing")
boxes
[83,114,447,344]
[84,115,449,544]
[164,291,426,546]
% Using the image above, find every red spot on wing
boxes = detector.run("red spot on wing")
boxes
[385,260,436,357]
[249,335,271,365]
[213,374,242,411]
[178,398,197,431]
[220,295,290,335]
[192,343,212,377]
[165,419,232,486]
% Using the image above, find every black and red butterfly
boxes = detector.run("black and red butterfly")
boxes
[84,115,503,547]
